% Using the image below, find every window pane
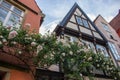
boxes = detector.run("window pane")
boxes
[1,1,11,9]
[6,13,21,28]
[96,44,109,57]
[71,36,78,42]
[102,23,111,32]
[108,42,120,60]
[13,7,22,15]
[0,7,8,22]
[82,19,89,28]
[82,40,96,52]
[76,16,83,25]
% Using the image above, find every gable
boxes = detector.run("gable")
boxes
[60,3,104,40]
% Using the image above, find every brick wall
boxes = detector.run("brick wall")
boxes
[110,11,120,37]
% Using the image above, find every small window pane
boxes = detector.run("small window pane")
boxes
[1,1,11,9]
[0,7,8,22]
[108,42,120,60]
[13,7,22,15]
[76,16,83,25]
[71,36,78,42]
[6,13,21,28]
[102,23,111,32]
[82,40,96,53]
[96,44,109,57]
[82,19,89,28]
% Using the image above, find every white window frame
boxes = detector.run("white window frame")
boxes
[82,19,89,28]
[76,16,83,25]
[0,0,24,28]
[108,42,120,60]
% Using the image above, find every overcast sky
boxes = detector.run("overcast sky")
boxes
[35,0,120,34]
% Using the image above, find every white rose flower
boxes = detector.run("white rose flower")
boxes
[88,57,92,61]
[62,53,65,56]
[31,42,37,46]
[0,41,2,45]
[8,30,18,39]
[44,55,47,59]
[80,73,82,76]
[25,23,31,27]
[37,45,43,53]
[2,39,7,43]
[114,77,117,80]
[18,51,22,54]
[97,64,100,67]
[0,35,3,38]
[25,34,29,37]
[11,41,17,45]
[69,51,73,55]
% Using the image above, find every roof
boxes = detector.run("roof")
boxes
[55,3,107,42]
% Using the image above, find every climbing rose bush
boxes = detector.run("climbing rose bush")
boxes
[0,22,120,80]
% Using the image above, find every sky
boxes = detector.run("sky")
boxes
[35,0,120,34]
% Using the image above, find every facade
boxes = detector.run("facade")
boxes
[0,0,44,33]
[109,10,120,37]
[94,15,120,67]
[0,0,44,80]
[54,3,115,80]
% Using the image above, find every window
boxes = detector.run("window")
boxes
[76,16,83,25]
[64,35,78,42]
[82,19,89,28]
[70,36,78,42]
[96,44,109,57]
[76,16,89,28]
[102,23,111,32]
[108,42,120,60]
[0,0,24,28]
[110,34,114,39]
[82,40,96,53]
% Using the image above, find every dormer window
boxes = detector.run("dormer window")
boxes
[0,0,24,28]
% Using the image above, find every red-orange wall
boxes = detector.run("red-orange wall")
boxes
[23,10,42,33]
[17,0,43,33]
[110,12,120,37]
[10,70,34,80]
